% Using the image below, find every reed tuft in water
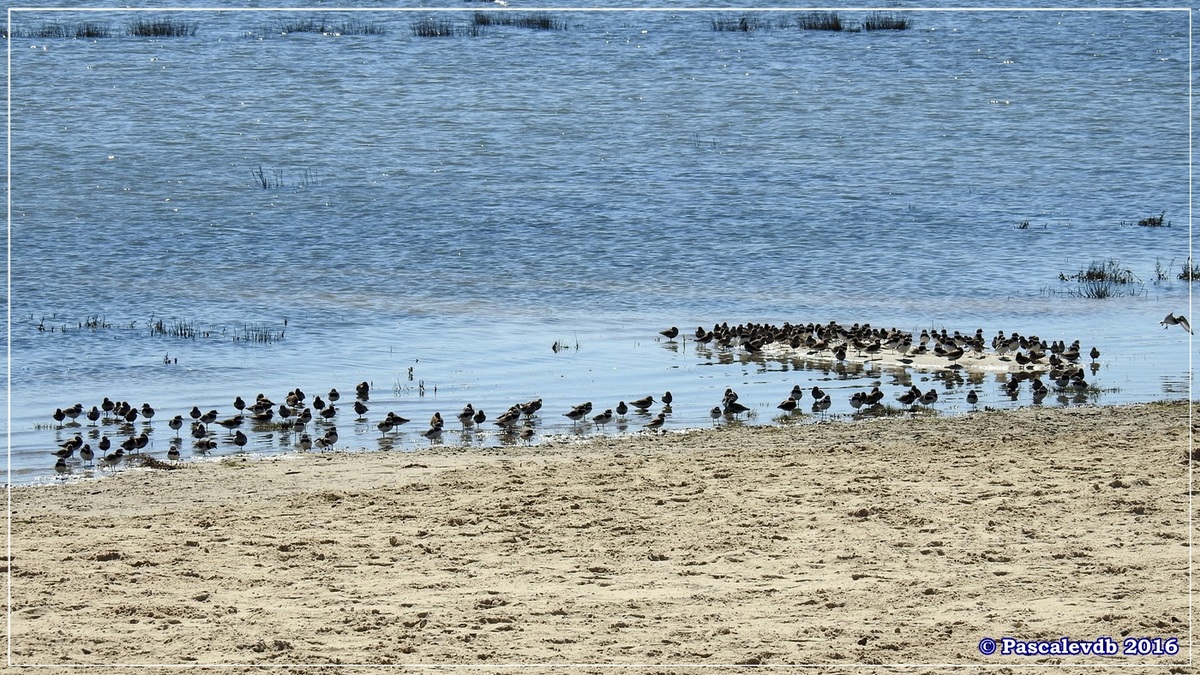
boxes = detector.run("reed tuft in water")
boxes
[711,15,766,32]
[1178,257,1200,281]
[1058,259,1142,299]
[13,21,114,39]
[861,12,910,31]
[411,18,458,37]
[472,12,566,30]
[128,18,198,38]
[794,12,843,31]
[276,18,386,36]
[1138,211,1168,227]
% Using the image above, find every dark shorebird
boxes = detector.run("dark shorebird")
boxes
[1089,346,1100,363]
[520,398,543,416]
[356,381,370,401]
[377,418,394,435]
[98,436,111,453]
[218,417,243,431]
[190,406,203,420]
[1161,313,1192,334]
[966,389,979,408]
[200,410,218,425]
[616,401,629,417]
[709,406,722,424]
[811,386,825,400]
[54,457,69,479]
[592,409,614,427]
[644,412,666,431]
[191,423,208,440]
[723,400,750,417]
[79,444,94,467]
[328,388,341,402]
[789,385,804,401]
[123,408,138,424]
[167,445,181,462]
[387,412,410,427]
[354,400,370,421]
[322,427,339,447]
[86,406,101,425]
[320,405,337,421]
[473,409,486,426]
[777,397,798,413]
[63,403,84,422]
[457,404,475,427]
[520,425,536,443]
[233,396,247,414]
[423,426,443,443]
[98,448,125,472]
[630,396,655,411]
[723,388,739,404]
[298,434,313,452]
[312,396,326,411]
[429,412,444,430]
[920,389,939,406]
[134,432,150,453]
[101,397,116,419]
[52,408,66,426]
[563,405,589,424]
[233,430,248,449]
[140,403,156,424]
[659,326,679,340]
[662,391,673,405]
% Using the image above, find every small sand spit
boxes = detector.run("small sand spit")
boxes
[8,402,1193,673]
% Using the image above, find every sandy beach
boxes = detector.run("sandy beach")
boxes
[8,401,1193,672]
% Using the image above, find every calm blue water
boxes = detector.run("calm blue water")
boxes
[7,7,1192,483]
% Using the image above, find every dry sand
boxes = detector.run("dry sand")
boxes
[7,402,1194,673]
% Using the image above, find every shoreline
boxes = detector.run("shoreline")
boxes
[9,401,1193,671]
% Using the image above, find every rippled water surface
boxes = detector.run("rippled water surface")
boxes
[7,6,1192,483]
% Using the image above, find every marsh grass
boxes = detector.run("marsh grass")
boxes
[411,18,458,37]
[276,17,386,35]
[252,166,317,190]
[128,18,197,37]
[13,21,114,39]
[861,12,910,31]
[1154,257,1173,283]
[1058,259,1142,299]
[237,323,286,345]
[1137,211,1168,227]
[472,12,566,30]
[1178,257,1200,281]
[711,15,767,32]
[794,12,844,31]
[150,318,200,339]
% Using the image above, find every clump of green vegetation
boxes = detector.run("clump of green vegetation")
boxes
[236,323,286,345]
[711,15,767,32]
[275,17,386,35]
[862,12,910,31]
[411,18,458,37]
[1178,257,1200,281]
[1058,259,1141,298]
[472,12,566,30]
[1137,211,1169,227]
[12,21,114,39]
[128,18,197,37]
[150,318,200,339]
[251,166,318,190]
[795,12,843,31]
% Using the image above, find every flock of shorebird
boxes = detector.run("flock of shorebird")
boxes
[42,313,1186,481]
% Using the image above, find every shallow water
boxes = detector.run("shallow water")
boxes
[7,7,1192,484]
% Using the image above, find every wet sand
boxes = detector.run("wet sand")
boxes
[8,401,1193,672]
